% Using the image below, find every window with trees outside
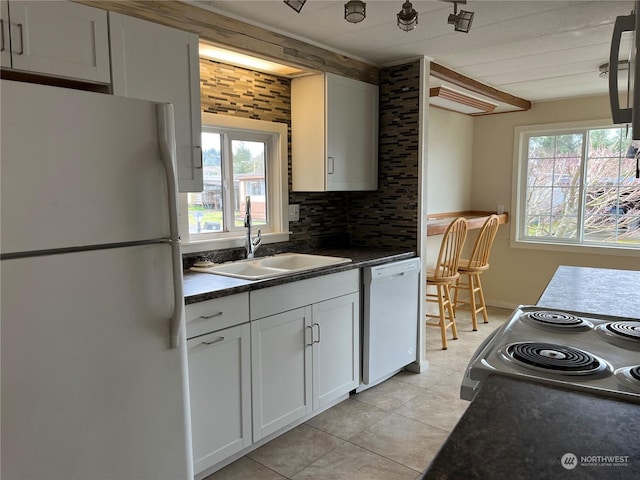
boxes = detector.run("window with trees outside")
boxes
[179,114,288,249]
[514,122,640,250]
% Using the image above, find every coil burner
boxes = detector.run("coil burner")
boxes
[594,321,640,350]
[521,310,593,331]
[614,365,640,393]
[501,342,610,376]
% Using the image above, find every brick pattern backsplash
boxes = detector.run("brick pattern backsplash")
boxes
[348,60,421,250]
[192,58,419,262]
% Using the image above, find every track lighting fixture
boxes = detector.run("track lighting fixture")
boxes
[397,1,418,32]
[283,0,307,13]
[447,1,474,33]
[344,1,366,24]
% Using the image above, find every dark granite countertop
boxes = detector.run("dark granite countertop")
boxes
[183,248,416,304]
[537,266,640,320]
[423,375,640,480]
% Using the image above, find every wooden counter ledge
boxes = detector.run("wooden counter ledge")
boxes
[426,210,508,236]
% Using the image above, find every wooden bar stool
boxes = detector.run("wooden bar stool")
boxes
[425,217,468,350]
[454,214,500,331]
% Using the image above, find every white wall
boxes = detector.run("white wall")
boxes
[427,106,474,214]
[472,95,639,308]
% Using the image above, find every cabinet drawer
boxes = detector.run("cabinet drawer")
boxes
[185,293,249,339]
[250,270,359,320]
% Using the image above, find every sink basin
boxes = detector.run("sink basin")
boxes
[191,253,352,280]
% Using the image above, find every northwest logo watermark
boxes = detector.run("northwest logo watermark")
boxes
[561,452,630,470]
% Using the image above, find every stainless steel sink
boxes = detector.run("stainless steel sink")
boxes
[190,253,352,280]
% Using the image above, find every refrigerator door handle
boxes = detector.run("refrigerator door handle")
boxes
[157,103,185,348]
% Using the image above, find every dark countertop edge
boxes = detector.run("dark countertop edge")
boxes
[183,248,417,304]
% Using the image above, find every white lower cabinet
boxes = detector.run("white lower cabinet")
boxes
[250,306,313,440]
[188,270,360,474]
[250,270,360,442]
[312,293,360,410]
[188,324,252,474]
[185,293,251,475]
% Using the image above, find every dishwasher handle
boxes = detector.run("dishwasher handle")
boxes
[365,258,421,284]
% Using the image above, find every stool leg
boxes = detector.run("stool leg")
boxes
[468,274,478,331]
[437,285,448,350]
[444,284,458,340]
[476,274,489,324]
[452,276,461,315]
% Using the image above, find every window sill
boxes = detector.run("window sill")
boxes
[181,231,290,255]
[510,239,639,257]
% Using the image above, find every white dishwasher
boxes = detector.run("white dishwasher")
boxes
[359,257,421,391]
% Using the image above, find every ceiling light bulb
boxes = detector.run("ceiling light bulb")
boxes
[345,1,366,24]
[284,0,306,13]
[397,1,418,32]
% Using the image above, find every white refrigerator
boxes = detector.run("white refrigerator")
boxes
[1,80,193,480]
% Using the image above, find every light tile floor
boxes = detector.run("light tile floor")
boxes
[205,306,512,480]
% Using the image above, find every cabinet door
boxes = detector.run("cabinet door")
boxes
[109,12,203,193]
[7,1,109,83]
[312,293,360,410]
[1,1,10,68]
[326,73,378,191]
[188,324,252,474]
[251,307,312,441]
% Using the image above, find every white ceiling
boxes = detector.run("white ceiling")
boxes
[189,0,633,108]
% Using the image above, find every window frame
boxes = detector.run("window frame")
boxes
[511,119,639,256]
[180,113,289,253]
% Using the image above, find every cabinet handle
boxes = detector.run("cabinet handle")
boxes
[14,23,23,55]
[0,20,5,52]
[327,157,334,175]
[305,325,313,347]
[200,311,224,319]
[195,145,203,169]
[313,323,320,344]
[201,336,225,346]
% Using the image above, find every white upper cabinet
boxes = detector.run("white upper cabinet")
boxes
[109,12,203,193]
[1,1,11,68]
[292,72,378,191]
[0,0,109,83]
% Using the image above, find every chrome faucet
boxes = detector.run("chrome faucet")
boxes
[244,196,262,259]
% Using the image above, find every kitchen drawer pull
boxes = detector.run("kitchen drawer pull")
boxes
[0,20,5,52]
[200,311,224,319]
[313,323,320,344]
[201,336,225,346]
[305,325,313,347]
[327,157,334,174]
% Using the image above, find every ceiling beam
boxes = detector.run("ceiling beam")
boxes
[74,0,379,85]
[430,62,531,111]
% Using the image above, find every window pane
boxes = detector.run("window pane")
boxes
[232,140,267,228]
[187,132,223,233]
[527,158,554,186]
[525,215,551,237]
[550,214,577,239]
[589,127,625,156]
[524,134,582,240]
[556,134,583,157]
[585,127,640,245]
[528,136,556,158]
